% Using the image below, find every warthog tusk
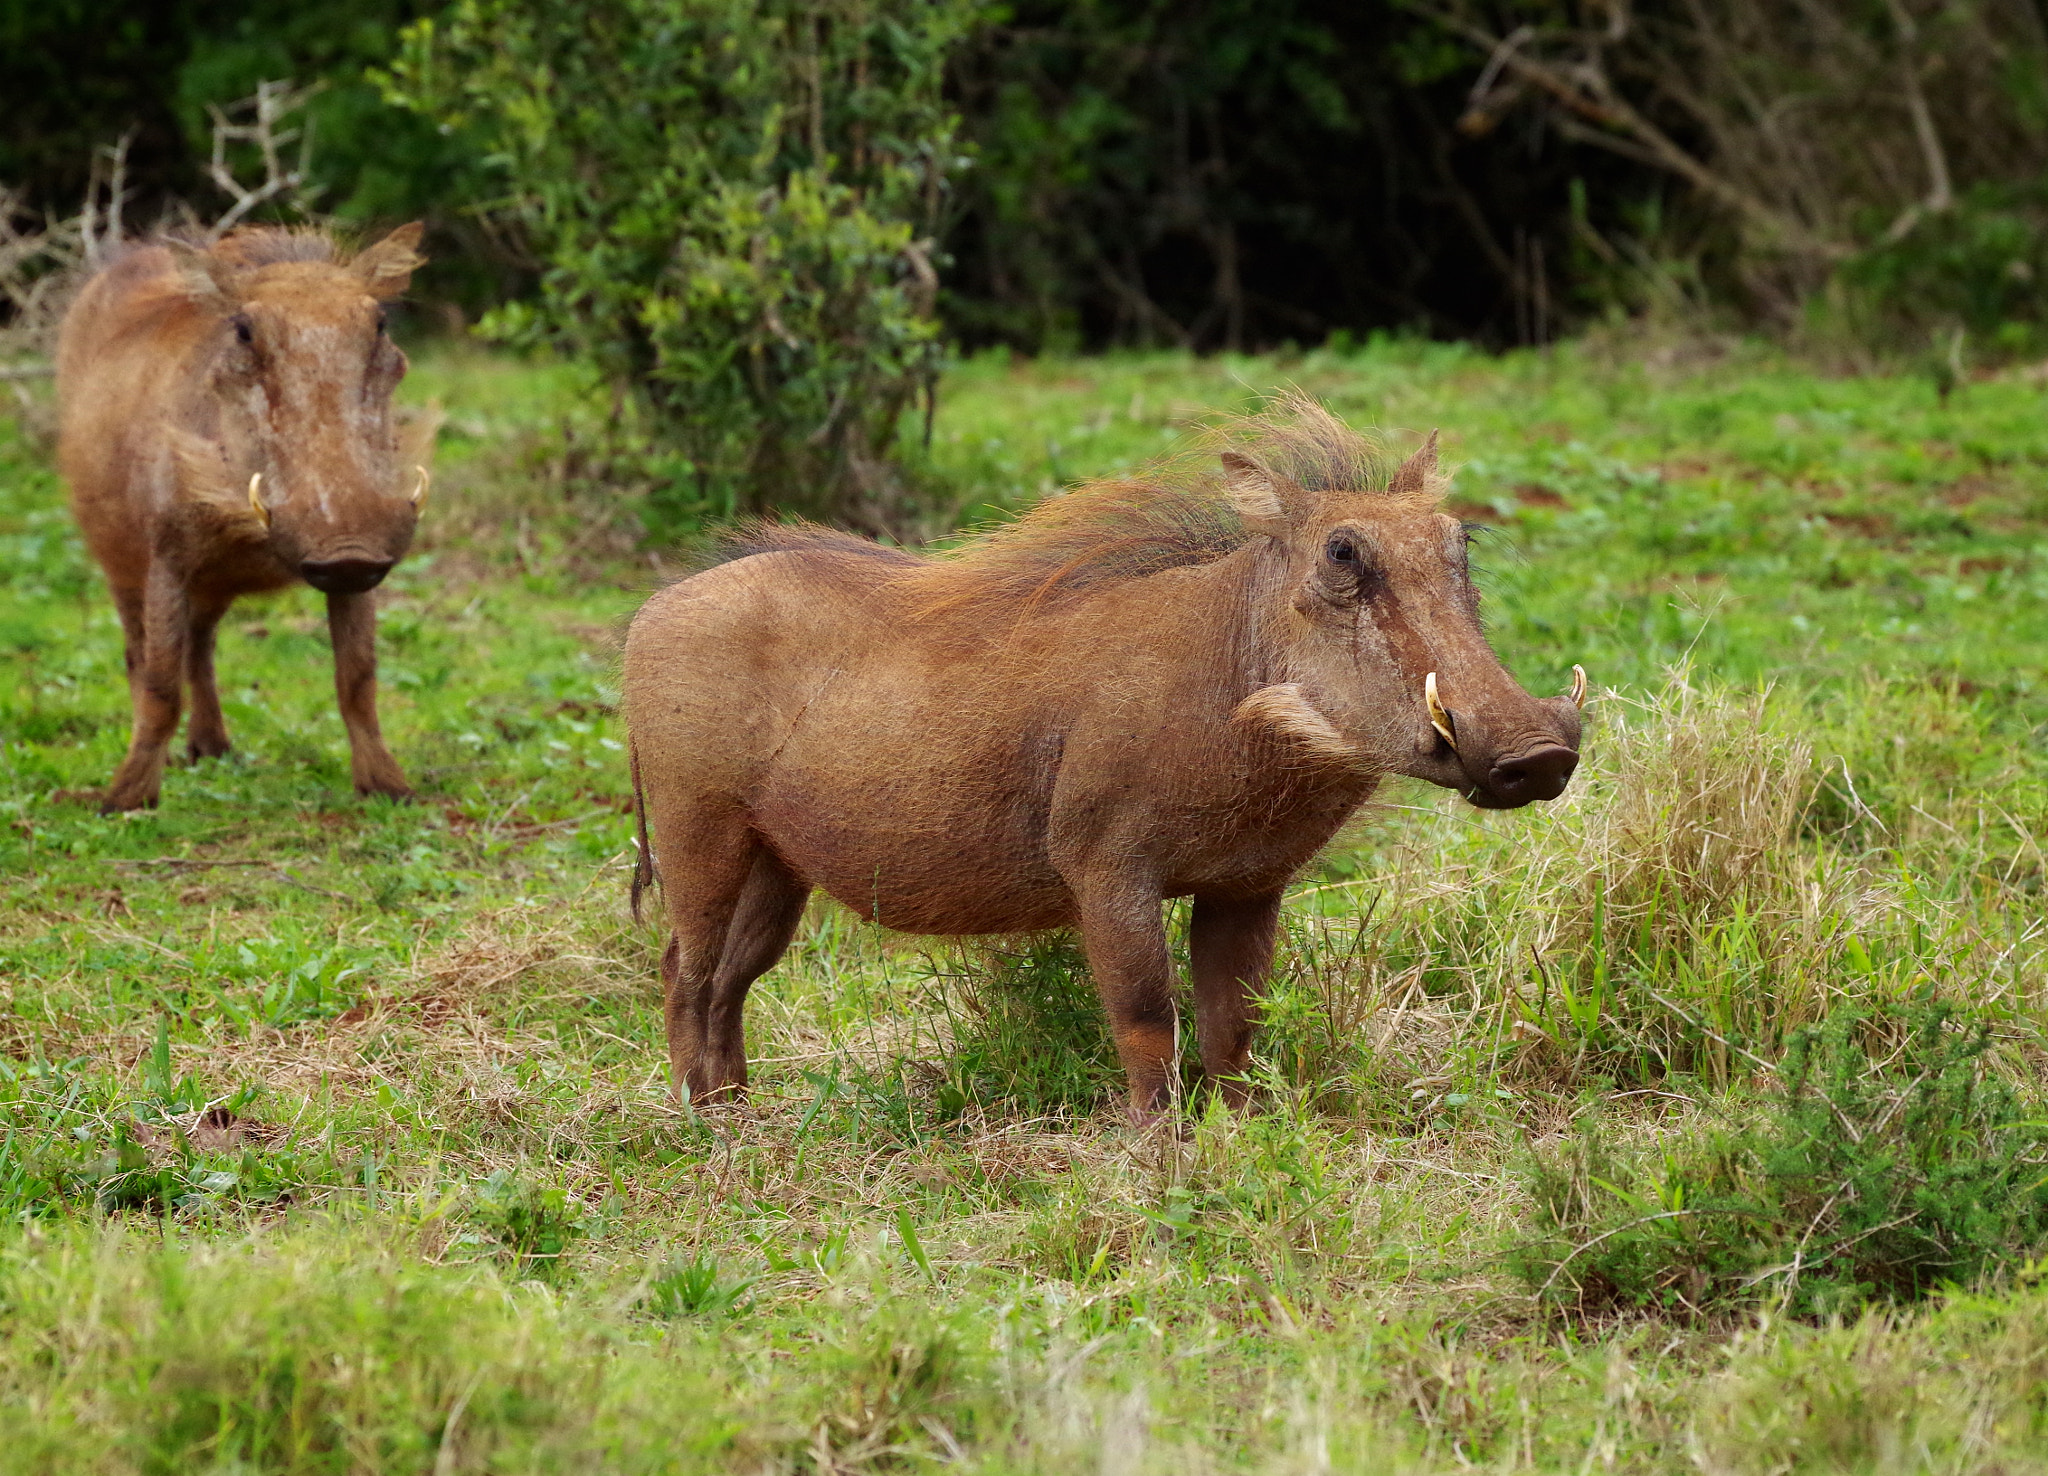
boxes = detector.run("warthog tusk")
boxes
[1425,671,1458,752]
[1569,665,1588,709]
[247,472,269,527]
[409,464,430,510]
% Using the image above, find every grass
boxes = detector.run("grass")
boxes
[1,332,2046,1471]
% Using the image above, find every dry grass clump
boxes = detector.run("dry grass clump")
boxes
[1692,1288,2048,1474]
[1266,676,2045,1100]
[1422,682,1846,1068]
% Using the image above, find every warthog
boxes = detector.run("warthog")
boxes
[56,224,433,812]
[625,398,1585,1122]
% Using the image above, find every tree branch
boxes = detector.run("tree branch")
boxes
[1428,4,1848,261]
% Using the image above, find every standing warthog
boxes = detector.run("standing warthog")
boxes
[625,398,1586,1122]
[57,224,433,812]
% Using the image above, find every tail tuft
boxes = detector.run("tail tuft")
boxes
[629,738,656,922]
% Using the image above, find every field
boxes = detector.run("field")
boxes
[3,335,2047,1473]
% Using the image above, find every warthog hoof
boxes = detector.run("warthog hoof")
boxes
[99,785,160,815]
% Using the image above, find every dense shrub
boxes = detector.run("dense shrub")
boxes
[931,934,1122,1123]
[465,1170,592,1275]
[381,0,971,533]
[1517,1003,2048,1320]
[1826,183,2048,361]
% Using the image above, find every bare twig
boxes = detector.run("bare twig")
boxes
[1,79,326,375]
[1880,0,1954,243]
[79,130,133,267]
[203,79,327,239]
[1431,5,1830,257]
[1426,0,2044,289]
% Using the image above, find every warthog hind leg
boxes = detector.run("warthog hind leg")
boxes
[183,594,233,761]
[327,589,413,800]
[1190,891,1284,1108]
[653,817,771,1106]
[698,845,810,1100]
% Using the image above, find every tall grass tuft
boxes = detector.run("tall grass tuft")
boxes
[1276,676,2047,1101]
[930,934,1122,1125]
[1514,1001,2048,1320]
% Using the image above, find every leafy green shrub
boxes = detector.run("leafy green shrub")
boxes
[467,1171,591,1274]
[1826,184,2048,360]
[381,0,971,533]
[643,1249,759,1319]
[932,934,1121,1124]
[1517,1003,2048,1320]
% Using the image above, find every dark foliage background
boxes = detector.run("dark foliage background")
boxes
[4,0,2043,355]
[0,0,1662,349]
[942,0,1660,351]
[0,0,521,318]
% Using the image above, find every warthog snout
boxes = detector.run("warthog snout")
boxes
[1418,667,1586,810]
[1482,742,1579,806]
[300,557,395,594]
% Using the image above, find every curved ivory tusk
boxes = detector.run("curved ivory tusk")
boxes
[409,464,430,510]
[1425,671,1458,751]
[1569,664,1588,709]
[247,472,269,527]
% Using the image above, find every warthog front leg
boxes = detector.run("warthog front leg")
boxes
[183,594,233,762]
[1073,879,1181,1126]
[1190,891,1284,1108]
[326,589,412,800]
[102,564,190,812]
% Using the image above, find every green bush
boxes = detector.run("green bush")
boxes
[466,1171,591,1275]
[381,0,971,533]
[643,1249,758,1319]
[1825,184,2048,361]
[932,934,1121,1124]
[1518,1003,2048,1320]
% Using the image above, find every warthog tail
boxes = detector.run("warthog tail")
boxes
[629,737,656,922]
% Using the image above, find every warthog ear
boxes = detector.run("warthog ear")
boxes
[1388,430,1446,501]
[1221,451,1293,537]
[352,222,427,300]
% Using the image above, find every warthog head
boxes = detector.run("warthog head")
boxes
[171,223,430,593]
[1227,427,1583,809]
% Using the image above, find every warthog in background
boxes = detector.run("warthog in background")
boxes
[57,223,433,812]
[625,397,1586,1122]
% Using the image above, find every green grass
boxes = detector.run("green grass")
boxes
[2,335,2046,1472]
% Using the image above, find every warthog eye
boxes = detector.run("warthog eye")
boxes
[1325,535,1358,564]
[375,307,389,335]
[231,314,253,345]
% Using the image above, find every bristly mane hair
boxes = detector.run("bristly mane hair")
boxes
[725,393,1420,613]
[207,226,340,270]
[152,227,356,318]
